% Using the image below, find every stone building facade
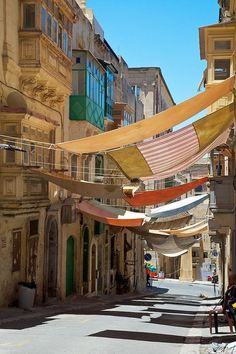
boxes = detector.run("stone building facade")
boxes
[0,0,77,306]
[55,1,146,297]
[0,0,178,306]
[199,0,236,292]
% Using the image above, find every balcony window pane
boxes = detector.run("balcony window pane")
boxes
[47,13,52,37]
[23,4,36,29]
[58,25,63,49]
[5,147,16,163]
[71,154,77,178]
[214,40,231,51]
[41,6,47,32]
[53,19,58,43]
[63,31,67,53]
[214,59,230,80]
[90,74,94,100]
[68,36,72,58]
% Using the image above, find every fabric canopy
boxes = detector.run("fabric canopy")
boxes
[160,220,208,237]
[131,221,207,238]
[57,76,235,154]
[124,177,208,206]
[30,168,123,199]
[77,200,148,227]
[146,214,193,230]
[147,194,209,218]
[78,194,207,227]
[108,104,234,180]
[143,233,199,257]
[144,129,229,181]
[139,227,200,257]
[162,250,188,257]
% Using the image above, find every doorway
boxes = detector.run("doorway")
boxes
[46,218,58,298]
[66,236,74,296]
[83,227,89,294]
[91,243,96,293]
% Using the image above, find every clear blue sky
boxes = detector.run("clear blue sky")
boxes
[86,0,219,127]
[86,0,218,102]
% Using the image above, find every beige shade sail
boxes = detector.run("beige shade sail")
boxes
[160,221,208,237]
[143,233,199,257]
[30,168,124,199]
[161,250,188,257]
[147,214,193,230]
[57,76,235,154]
[131,221,207,238]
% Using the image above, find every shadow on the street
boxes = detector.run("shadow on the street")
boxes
[0,290,211,335]
[90,328,236,344]
[89,329,203,344]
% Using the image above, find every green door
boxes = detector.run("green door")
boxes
[66,236,74,296]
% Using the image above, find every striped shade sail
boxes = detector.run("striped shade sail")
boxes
[108,103,234,180]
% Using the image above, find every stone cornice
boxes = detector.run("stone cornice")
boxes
[0,107,59,126]
[55,0,77,23]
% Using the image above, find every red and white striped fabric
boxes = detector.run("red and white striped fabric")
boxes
[108,103,233,181]
[141,129,229,181]
[138,125,199,174]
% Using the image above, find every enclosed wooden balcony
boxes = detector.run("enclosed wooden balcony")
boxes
[18,0,76,103]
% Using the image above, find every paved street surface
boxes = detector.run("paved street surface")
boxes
[0,279,234,354]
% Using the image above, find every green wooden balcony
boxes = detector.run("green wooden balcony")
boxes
[69,95,104,131]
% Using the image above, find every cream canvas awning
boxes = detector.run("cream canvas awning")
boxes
[160,220,208,237]
[30,168,124,199]
[131,221,207,238]
[144,234,199,257]
[57,76,235,154]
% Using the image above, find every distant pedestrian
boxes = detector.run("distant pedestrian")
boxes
[146,272,151,287]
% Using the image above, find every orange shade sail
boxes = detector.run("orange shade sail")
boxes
[124,177,208,207]
[77,200,147,227]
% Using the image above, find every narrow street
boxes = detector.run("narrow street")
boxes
[0,280,228,354]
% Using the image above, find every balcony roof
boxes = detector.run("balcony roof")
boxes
[199,20,236,59]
